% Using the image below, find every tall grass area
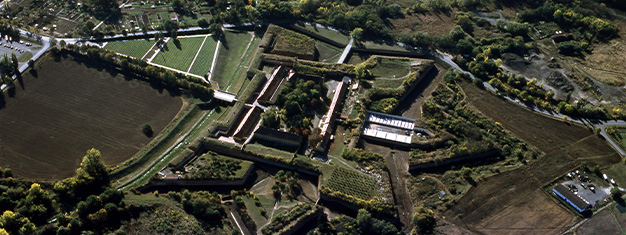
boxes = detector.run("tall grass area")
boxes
[211,31,256,91]
[104,39,156,59]
[293,24,351,45]
[151,36,205,71]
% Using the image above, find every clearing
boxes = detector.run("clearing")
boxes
[0,55,183,180]
[211,31,257,92]
[443,81,620,234]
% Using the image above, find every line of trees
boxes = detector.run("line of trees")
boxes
[57,43,213,100]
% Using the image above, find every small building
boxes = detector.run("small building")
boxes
[213,90,238,104]
[553,184,590,213]
[253,126,302,149]
[361,111,415,145]
[315,77,349,152]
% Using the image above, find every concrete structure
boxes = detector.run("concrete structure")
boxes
[361,111,415,145]
[214,90,238,103]
[257,65,294,105]
[316,77,349,152]
[553,184,590,213]
[253,126,302,149]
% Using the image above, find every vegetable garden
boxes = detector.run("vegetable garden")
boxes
[325,167,377,200]
[151,36,206,71]
[104,39,157,59]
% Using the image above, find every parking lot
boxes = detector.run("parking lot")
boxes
[0,38,35,57]
[562,180,610,207]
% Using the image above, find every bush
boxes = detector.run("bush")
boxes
[142,124,153,137]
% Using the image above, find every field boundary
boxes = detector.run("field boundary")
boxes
[207,39,222,85]
[186,35,209,75]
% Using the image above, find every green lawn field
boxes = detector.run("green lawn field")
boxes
[211,31,256,91]
[104,39,156,59]
[151,36,206,72]
[188,37,218,76]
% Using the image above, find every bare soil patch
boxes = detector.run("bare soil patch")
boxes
[576,204,624,235]
[390,12,455,37]
[443,81,620,234]
[0,56,183,180]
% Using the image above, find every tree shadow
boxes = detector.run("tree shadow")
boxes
[0,90,5,110]
[7,85,16,97]
[29,69,38,77]
[15,76,24,90]
[173,39,182,50]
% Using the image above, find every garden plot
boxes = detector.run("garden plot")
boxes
[150,36,207,72]
[104,39,157,59]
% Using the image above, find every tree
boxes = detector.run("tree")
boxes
[350,27,363,42]
[612,187,622,200]
[354,62,371,79]
[412,206,436,234]
[142,124,153,137]
[162,20,179,33]
[10,52,18,72]
[261,107,281,129]
[198,18,209,28]
[3,168,12,178]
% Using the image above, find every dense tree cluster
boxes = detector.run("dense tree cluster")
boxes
[271,170,302,200]
[181,190,224,221]
[275,78,327,135]
[185,152,245,180]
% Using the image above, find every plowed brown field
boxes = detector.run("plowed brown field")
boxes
[0,56,183,180]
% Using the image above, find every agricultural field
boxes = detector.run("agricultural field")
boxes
[151,36,207,72]
[325,167,377,200]
[0,55,183,180]
[104,39,157,59]
[443,81,620,234]
[210,31,257,91]
[188,37,218,76]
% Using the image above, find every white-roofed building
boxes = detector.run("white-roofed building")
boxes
[361,111,415,145]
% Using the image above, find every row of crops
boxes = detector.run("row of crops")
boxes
[103,39,157,59]
[188,37,218,76]
[150,36,206,72]
[325,167,377,201]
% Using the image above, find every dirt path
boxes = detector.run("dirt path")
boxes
[385,150,413,232]
[397,66,445,121]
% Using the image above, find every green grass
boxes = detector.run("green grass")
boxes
[605,163,626,187]
[370,58,411,78]
[17,52,33,62]
[271,26,315,57]
[608,126,626,152]
[207,154,253,179]
[325,167,377,200]
[315,40,343,63]
[104,39,156,59]
[362,41,413,52]
[211,31,256,91]
[244,143,294,160]
[151,36,206,71]
[188,36,218,76]
[293,24,351,45]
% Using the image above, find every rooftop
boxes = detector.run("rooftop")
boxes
[214,90,238,103]
[553,184,590,213]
